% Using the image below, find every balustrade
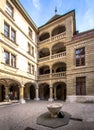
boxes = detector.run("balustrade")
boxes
[38,72,66,80]
[38,32,66,45]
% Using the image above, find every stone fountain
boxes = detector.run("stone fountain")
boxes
[47,103,62,118]
[37,102,71,128]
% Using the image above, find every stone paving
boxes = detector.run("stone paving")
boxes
[0,101,94,130]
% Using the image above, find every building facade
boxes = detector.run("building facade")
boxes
[0,0,38,103]
[0,0,94,103]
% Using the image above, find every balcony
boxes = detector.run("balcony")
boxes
[38,32,66,45]
[51,51,66,59]
[39,51,66,62]
[38,72,66,80]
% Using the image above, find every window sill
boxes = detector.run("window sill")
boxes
[1,33,18,46]
[1,62,18,70]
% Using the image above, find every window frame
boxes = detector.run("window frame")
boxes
[76,77,86,95]
[11,28,16,42]
[28,27,33,39]
[4,22,10,38]
[75,47,85,67]
[4,50,10,65]
[6,1,14,18]
[11,54,16,68]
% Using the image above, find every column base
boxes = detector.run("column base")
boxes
[34,98,40,101]
[48,98,54,102]
[20,99,26,104]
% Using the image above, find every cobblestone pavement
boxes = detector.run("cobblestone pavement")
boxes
[0,101,94,130]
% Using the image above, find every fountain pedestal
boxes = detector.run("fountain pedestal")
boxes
[47,103,62,118]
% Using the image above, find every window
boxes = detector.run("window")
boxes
[4,50,16,68]
[28,63,35,74]
[11,54,16,67]
[75,47,85,66]
[4,22,16,43]
[4,22,9,37]
[11,28,16,42]
[29,28,32,39]
[4,50,9,65]
[28,63,31,73]
[28,43,34,56]
[32,65,34,75]
[76,77,86,95]
[6,1,13,17]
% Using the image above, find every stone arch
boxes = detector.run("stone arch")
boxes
[53,82,66,100]
[39,83,50,100]
[0,78,21,101]
[52,42,66,55]
[39,32,50,41]
[52,25,66,36]
[39,48,50,58]
[24,82,36,100]
[52,62,66,73]
[39,65,50,75]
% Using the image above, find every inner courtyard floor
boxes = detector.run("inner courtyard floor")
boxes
[0,101,94,130]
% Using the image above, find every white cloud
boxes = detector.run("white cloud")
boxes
[77,5,94,32]
[32,0,40,10]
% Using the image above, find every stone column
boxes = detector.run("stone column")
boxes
[34,84,40,101]
[48,82,53,101]
[54,87,57,100]
[5,87,10,102]
[27,87,30,100]
[20,86,25,104]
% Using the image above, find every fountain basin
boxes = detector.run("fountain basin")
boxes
[47,103,62,118]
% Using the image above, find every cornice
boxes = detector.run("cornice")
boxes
[10,0,38,32]
[0,8,38,47]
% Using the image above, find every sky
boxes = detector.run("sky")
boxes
[19,0,94,32]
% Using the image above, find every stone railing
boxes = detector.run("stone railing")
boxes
[51,32,66,41]
[38,56,50,62]
[38,38,50,45]
[51,51,66,59]
[38,72,66,80]
[38,32,66,45]
[39,51,66,62]
[52,72,66,78]
[38,74,50,80]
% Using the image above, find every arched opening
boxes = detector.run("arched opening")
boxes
[52,25,66,36]
[39,83,49,100]
[0,79,20,102]
[52,43,66,55]
[39,32,50,41]
[53,82,66,100]
[0,85,5,102]
[39,65,50,75]
[52,62,66,73]
[39,48,50,58]
[9,85,19,100]
[24,83,35,100]
[30,85,35,99]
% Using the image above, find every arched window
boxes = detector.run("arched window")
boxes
[52,26,66,36]
[39,32,50,41]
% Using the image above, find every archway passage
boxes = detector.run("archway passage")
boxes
[24,83,35,100]
[39,83,49,100]
[0,85,5,102]
[30,85,35,99]
[53,82,66,101]
[0,78,20,102]
[9,85,19,100]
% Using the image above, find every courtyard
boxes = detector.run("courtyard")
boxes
[0,101,94,130]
